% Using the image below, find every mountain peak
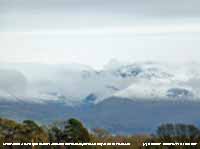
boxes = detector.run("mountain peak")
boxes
[0,61,200,104]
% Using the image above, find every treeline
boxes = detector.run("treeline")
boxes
[1,118,200,149]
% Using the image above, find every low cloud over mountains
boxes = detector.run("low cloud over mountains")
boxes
[0,61,200,104]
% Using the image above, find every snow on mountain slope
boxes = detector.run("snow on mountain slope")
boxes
[114,78,195,100]
[0,61,200,104]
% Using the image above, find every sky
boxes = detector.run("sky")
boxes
[1,0,200,69]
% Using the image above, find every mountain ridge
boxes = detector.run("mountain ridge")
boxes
[1,96,200,134]
[0,61,200,104]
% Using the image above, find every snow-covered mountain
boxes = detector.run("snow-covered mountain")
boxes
[0,61,200,104]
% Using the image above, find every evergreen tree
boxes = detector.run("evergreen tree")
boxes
[62,118,90,143]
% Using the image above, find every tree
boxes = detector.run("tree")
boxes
[21,120,48,143]
[157,123,199,138]
[48,126,63,142]
[157,123,174,137]
[0,118,24,142]
[62,118,90,143]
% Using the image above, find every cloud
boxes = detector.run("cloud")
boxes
[1,0,200,16]
[0,69,28,99]
[1,0,200,31]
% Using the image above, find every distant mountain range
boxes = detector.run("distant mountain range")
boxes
[0,61,200,103]
[1,97,200,134]
[1,61,200,134]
